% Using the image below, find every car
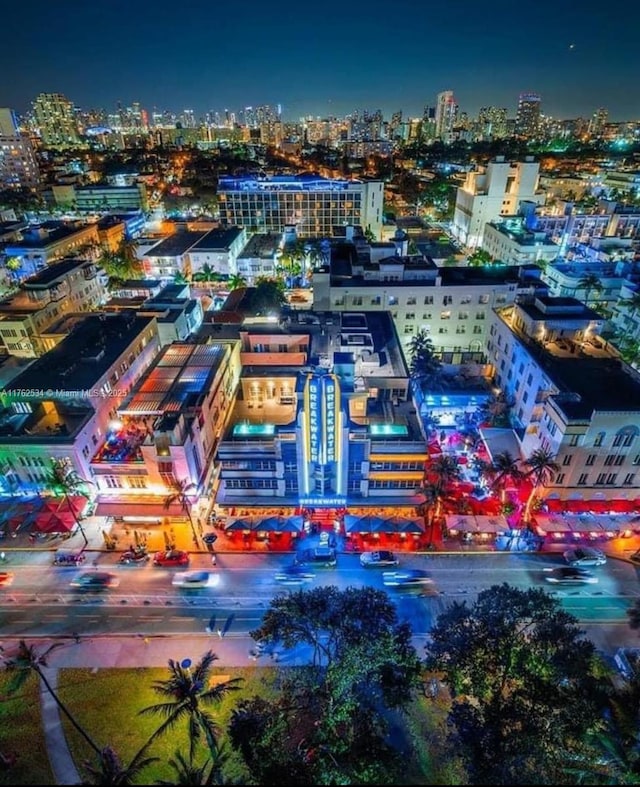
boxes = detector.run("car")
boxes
[153,550,190,567]
[70,572,120,590]
[0,571,14,588]
[118,549,150,565]
[360,550,399,568]
[544,567,599,585]
[172,570,218,589]
[563,546,607,567]
[274,565,316,584]
[294,547,337,568]
[382,569,433,588]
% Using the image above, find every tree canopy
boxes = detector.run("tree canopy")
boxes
[425,583,609,785]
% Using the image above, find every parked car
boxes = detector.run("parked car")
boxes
[118,548,150,565]
[153,550,190,567]
[563,546,607,567]
[53,549,86,566]
[544,567,598,585]
[295,547,337,568]
[172,570,217,589]
[382,569,433,588]
[274,565,316,584]
[70,572,120,590]
[0,571,14,588]
[360,550,399,568]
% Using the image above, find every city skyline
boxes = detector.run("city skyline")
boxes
[2,0,639,122]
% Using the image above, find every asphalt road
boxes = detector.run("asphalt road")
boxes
[2,551,640,650]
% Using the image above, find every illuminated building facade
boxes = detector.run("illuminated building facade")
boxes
[215,312,427,510]
[33,93,81,148]
[0,314,160,495]
[515,93,541,138]
[0,108,40,191]
[217,175,384,238]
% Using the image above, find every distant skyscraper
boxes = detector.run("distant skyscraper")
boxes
[478,106,508,139]
[0,107,40,191]
[589,108,608,138]
[33,93,80,148]
[435,91,458,140]
[516,93,541,138]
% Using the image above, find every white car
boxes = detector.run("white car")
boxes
[563,547,607,567]
[172,570,218,589]
[360,550,399,568]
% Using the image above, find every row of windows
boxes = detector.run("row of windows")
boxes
[220,460,277,471]
[369,479,417,490]
[225,479,279,489]
[569,472,636,486]
[370,461,423,471]
[406,325,483,335]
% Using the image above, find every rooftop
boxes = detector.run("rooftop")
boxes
[237,232,281,259]
[190,227,243,251]
[118,343,227,417]
[21,258,92,288]
[5,313,156,393]
[6,223,95,250]
[145,231,207,258]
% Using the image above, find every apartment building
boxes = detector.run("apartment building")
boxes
[312,247,547,362]
[0,258,107,357]
[3,222,101,278]
[187,226,247,276]
[0,313,160,494]
[235,232,281,284]
[488,296,640,502]
[0,107,40,191]
[452,157,545,249]
[217,175,384,239]
[482,217,560,266]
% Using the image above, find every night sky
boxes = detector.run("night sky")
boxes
[2,0,639,121]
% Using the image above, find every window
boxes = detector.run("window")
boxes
[604,454,615,466]
[458,312,469,320]
[403,325,415,334]
[443,296,452,306]
[569,434,579,446]
[562,454,572,466]
[473,325,482,334]
[424,296,434,305]
[479,294,489,304]
[422,313,432,320]
[555,472,565,484]
[577,473,588,486]
[606,473,617,485]
[405,313,415,320]
[440,311,451,320]
[624,473,635,485]
[595,473,606,485]
[586,454,596,466]
[407,296,416,305]
[594,432,605,447]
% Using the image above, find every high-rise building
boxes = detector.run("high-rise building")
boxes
[0,107,40,191]
[478,107,508,139]
[516,93,541,138]
[589,108,608,138]
[435,91,458,140]
[33,93,80,148]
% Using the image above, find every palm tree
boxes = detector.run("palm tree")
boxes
[427,454,463,488]
[193,264,224,297]
[139,651,242,764]
[164,478,199,547]
[576,273,603,305]
[154,742,230,786]
[407,328,442,391]
[227,273,247,291]
[174,271,190,286]
[82,744,159,786]
[48,458,93,547]
[619,292,640,321]
[485,450,525,503]
[5,640,102,756]
[415,478,445,548]
[523,447,560,523]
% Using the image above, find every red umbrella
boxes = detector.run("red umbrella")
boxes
[32,512,75,533]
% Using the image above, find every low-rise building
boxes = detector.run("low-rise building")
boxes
[482,217,560,266]
[215,310,427,510]
[142,231,207,279]
[3,222,100,278]
[0,259,107,357]
[488,296,640,502]
[188,227,247,277]
[92,341,241,508]
[235,232,281,283]
[0,313,160,493]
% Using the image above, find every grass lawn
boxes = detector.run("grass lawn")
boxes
[2,663,457,785]
[0,672,55,786]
